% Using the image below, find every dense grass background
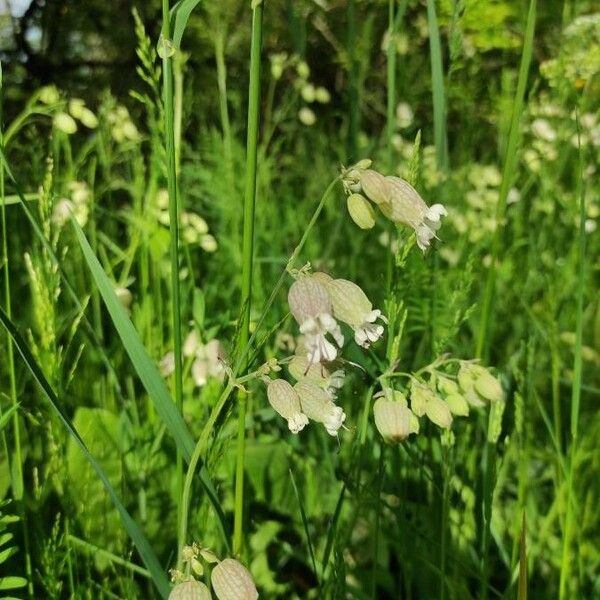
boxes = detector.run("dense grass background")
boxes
[0,0,598,598]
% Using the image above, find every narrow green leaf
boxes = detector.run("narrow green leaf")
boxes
[171,0,202,49]
[70,216,195,463]
[0,404,19,433]
[518,512,527,600]
[70,217,229,539]
[0,307,170,598]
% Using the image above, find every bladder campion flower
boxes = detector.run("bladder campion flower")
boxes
[379,176,447,251]
[373,392,418,442]
[288,354,345,396]
[294,381,346,436]
[288,277,343,364]
[347,193,376,229]
[315,274,386,348]
[168,580,212,600]
[210,558,258,600]
[266,379,309,434]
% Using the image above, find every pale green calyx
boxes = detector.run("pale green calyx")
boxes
[347,193,376,229]
[210,558,258,600]
[267,379,309,434]
[168,580,212,600]
[373,396,416,442]
[294,381,346,436]
[319,277,386,348]
[288,277,344,363]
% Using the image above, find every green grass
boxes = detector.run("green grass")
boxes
[0,0,598,598]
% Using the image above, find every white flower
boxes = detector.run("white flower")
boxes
[287,354,345,396]
[191,339,226,387]
[316,275,385,348]
[266,379,309,434]
[159,351,175,377]
[373,396,416,442]
[288,277,343,364]
[295,381,346,436]
[396,102,414,129]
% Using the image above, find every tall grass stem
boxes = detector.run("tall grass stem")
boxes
[233,0,264,556]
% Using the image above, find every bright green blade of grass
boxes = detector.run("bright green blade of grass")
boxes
[426,0,448,171]
[70,217,229,542]
[289,469,320,586]
[171,0,202,49]
[518,512,527,600]
[0,404,19,433]
[0,306,170,599]
[476,0,537,359]
[72,216,194,461]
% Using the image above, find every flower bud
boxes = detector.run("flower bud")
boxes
[298,107,316,126]
[211,558,258,600]
[424,396,453,429]
[360,169,392,206]
[267,379,309,434]
[445,393,469,416]
[373,397,413,442]
[347,193,376,229]
[473,368,503,403]
[168,580,212,600]
[457,364,486,407]
[301,83,315,103]
[295,381,345,436]
[53,112,77,135]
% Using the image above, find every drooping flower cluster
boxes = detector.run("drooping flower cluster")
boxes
[341,160,448,251]
[170,544,258,600]
[264,269,385,437]
[373,359,504,443]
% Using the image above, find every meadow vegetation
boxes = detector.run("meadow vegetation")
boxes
[0,0,598,598]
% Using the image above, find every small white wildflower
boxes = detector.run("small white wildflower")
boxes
[395,102,414,129]
[531,118,557,142]
[381,176,447,251]
[168,580,211,600]
[210,558,258,600]
[267,379,309,434]
[288,354,345,396]
[160,351,175,377]
[585,219,597,233]
[288,277,343,364]
[295,381,346,436]
[183,330,201,357]
[52,199,75,227]
[507,187,521,205]
[192,339,226,387]
[318,275,386,348]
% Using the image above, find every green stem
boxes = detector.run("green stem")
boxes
[558,109,586,600]
[476,0,536,359]
[233,0,264,557]
[161,0,185,559]
[346,0,359,162]
[386,0,396,171]
[0,73,34,600]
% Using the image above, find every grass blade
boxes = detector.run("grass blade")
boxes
[171,0,202,49]
[0,306,170,599]
[70,217,229,543]
[289,469,319,586]
[518,512,527,600]
[71,216,195,462]
[476,0,537,359]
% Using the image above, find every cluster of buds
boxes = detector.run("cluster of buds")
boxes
[341,160,447,251]
[155,190,218,253]
[373,360,503,443]
[264,269,385,437]
[170,545,258,600]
